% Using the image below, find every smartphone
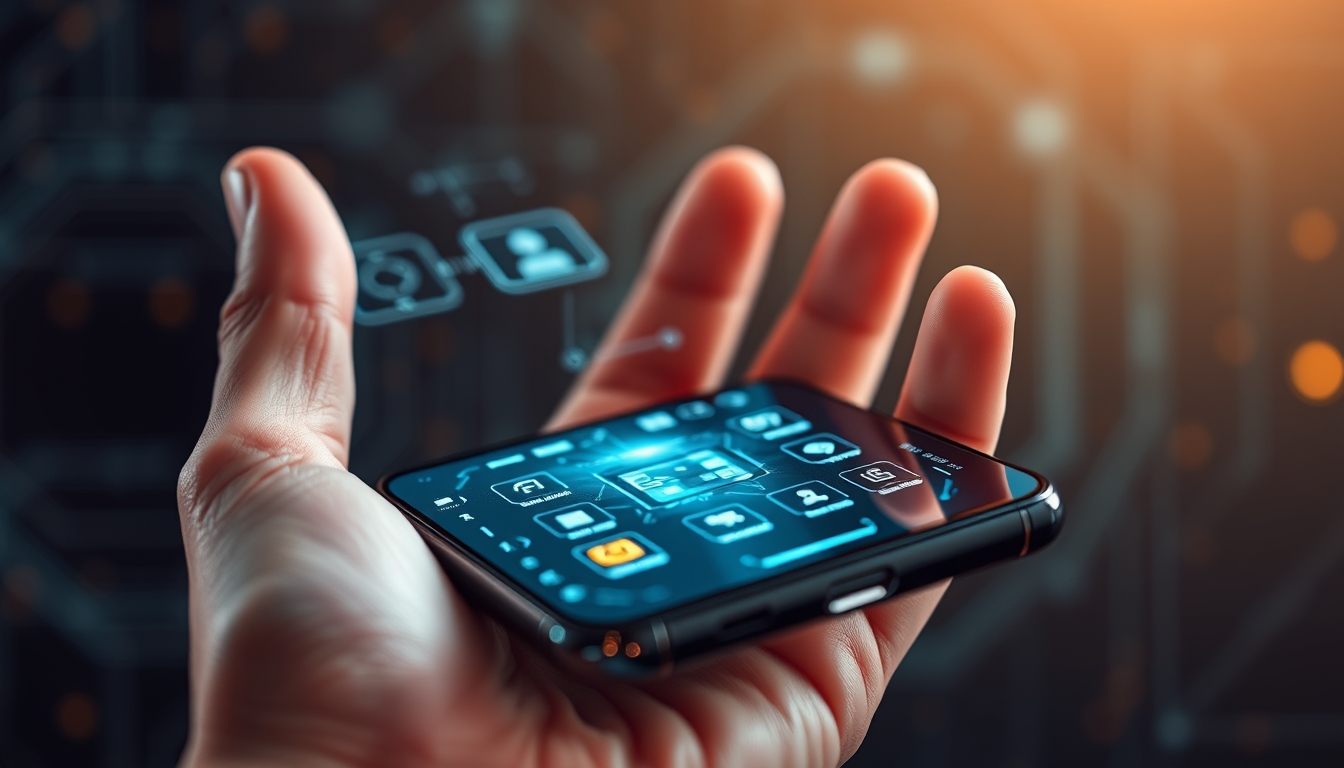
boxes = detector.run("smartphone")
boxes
[379,379,1063,676]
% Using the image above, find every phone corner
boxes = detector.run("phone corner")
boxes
[1022,487,1065,554]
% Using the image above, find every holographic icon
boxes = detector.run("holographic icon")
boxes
[767,481,854,518]
[683,505,774,545]
[780,433,862,465]
[714,390,751,409]
[352,233,463,326]
[674,401,715,421]
[534,503,617,540]
[460,208,608,294]
[727,406,812,441]
[634,411,677,433]
[839,461,924,495]
[611,449,755,507]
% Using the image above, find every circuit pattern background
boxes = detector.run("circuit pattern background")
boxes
[1,0,1342,765]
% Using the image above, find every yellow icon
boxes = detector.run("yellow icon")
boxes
[586,538,646,568]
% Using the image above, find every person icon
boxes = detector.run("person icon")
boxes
[506,227,578,281]
[796,488,829,506]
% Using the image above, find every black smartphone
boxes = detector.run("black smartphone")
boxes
[379,380,1063,676]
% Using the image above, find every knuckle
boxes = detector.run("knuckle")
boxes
[177,420,322,532]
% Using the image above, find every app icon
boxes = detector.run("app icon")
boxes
[610,449,756,506]
[781,433,861,465]
[531,439,574,458]
[714,390,750,409]
[534,503,618,540]
[539,569,564,586]
[559,584,587,603]
[840,461,924,495]
[683,505,774,544]
[491,472,571,506]
[352,233,464,326]
[767,481,855,517]
[635,410,677,433]
[674,400,715,420]
[459,208,608,295]
[574,532,670,579]
[727,406,812,441]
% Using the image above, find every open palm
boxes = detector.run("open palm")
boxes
[177,147,1015,768]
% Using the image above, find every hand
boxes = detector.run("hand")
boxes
[178,146,1014,768]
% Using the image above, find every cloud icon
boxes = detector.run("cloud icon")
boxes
[802,441,836,456]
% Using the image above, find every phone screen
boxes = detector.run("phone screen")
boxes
[386,381,1041,625]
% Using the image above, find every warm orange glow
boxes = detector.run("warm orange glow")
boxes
[148,278,195,329]
[56,4,96,50]
[1289,340,1344,404]
[56,693,99,741]
[625,642,641,658]
[47,280,90,329]
[1289,208,1337,262]
[602,631,621,658]
[245,6,289,56]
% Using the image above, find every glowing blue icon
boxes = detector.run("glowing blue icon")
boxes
[611,449,755,507]
[559,584,587,603]
[352,233,463,326]
[635,411,677,433]
[714,390,750,409]
[539,569,564,586]
[460,208,608,294]
[780,433,862,465]
[535,503,617,540]
[674,401,715,421]
[767,481,854,518]
[727,406,812,441]
[683,505,774,544]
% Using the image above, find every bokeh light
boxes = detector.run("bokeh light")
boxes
[55,692,98,741]
[1289,340,1344,404]
[148,278,195,329]
[56,4,95,50]
[47,280,90,329]
[1289,207,1337,262]
[850,30,910,87]
[1013,99,1070,157]
[244,5,289,56]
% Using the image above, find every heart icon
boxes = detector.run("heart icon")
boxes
[802,441,836,456]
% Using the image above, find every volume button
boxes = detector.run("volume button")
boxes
[1017,508,1033,557]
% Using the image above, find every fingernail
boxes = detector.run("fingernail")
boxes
[223,167,253,239]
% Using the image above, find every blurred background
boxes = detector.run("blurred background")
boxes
[1,0,1343,765]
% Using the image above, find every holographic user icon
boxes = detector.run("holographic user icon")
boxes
[460,208,608,295]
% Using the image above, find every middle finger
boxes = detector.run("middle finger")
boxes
[748,159,938,406]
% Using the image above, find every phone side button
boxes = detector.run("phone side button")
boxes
[826,585,889,614]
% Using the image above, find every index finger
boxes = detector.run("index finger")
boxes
[549,148,783,427]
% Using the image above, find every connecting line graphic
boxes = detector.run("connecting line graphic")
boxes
[560,289,683,372]
[409,157,534,218]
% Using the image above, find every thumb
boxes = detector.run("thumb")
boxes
[182,148,357,514]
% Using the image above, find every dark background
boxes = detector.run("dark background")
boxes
[2,0,1343,765]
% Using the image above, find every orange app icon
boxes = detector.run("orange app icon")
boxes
[586,537,646,567]
[575,532,670,579]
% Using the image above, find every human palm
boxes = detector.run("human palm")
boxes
[178,147,1015,768]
